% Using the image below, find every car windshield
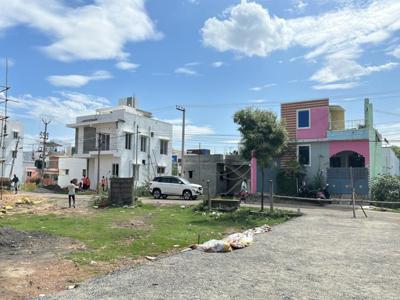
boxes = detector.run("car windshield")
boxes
[179,177,191,185]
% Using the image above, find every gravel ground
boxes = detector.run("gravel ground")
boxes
[43,207,400,300]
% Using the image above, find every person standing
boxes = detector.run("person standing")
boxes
[101,176,106,192]
[67,179,79,208]
[86,177,91,190]
[11,174,19,194]
[240,179,248,203]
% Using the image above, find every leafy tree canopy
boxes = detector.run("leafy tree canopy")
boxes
[234,108,288,167]
[391,145,400,159]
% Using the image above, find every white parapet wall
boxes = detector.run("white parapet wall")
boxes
[58,157,87,188]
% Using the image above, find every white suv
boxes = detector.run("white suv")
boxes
[149,176,203,200]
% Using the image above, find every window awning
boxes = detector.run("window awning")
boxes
[158,136,170,141]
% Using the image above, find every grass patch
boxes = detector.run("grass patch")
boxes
[0,204,300,264]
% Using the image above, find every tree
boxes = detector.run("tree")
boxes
[234,108,288,211]
[391,146,400,159]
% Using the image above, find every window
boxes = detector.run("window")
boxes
[188,170,193,179]
[132,164,139,180]
[65,169,69,175]
[112,163,119,177]
[298,145,311,166]
[140,136,147,152]
[169,177,181,184]
[27,171,32,177]
[99,133,110,151]
[157,166,166,174]
[125,133,132,150]
[12,151,17,158]
[13,131,19,139]
[297,110,310,128]
[160,140,168,155]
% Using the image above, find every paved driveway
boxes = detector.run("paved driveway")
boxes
[46,208,400,300]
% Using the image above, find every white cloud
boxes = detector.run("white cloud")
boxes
[201,0,400,86]
[310,61,398,84]
[174,67,198,76]
[185,62,201,67]
[202,1,292,58]
[312,82,360,90]
[0,0,161,61]
[47,70,112,88]
[115,61,140,71]
[1,57,14,67]
[162,118,214,140]
[250,83,276,91]
[287,1,309,14]
[248,99,268,103]
[390,46,400,58]
[211,61,224,68]
[9,91,110,123]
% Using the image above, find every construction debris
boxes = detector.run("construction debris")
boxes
[223,232,253,249]
[191,240,232,253]
[145,256,157,261]
[191,224,272,253]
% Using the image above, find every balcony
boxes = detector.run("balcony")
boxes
[329,119,365,131]
[328,119,369,141]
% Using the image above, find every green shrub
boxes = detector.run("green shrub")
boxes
[371,175,400,203]
[92,193,110,208]
[276,170,297,196]
[308,170,326,191]
[22,182,37,192]
[135,181,151,197]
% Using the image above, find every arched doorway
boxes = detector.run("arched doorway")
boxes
[327,151,369,196]
[329,151,366,168]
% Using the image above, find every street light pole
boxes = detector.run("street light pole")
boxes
[40,119,51,185]
[176,105,186,177]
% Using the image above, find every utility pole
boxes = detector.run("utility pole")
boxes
[0,58,10,202]
[176,105,185,177]
[9,136,21,178]
[198,142,201,183]
[133,125,139,202]
[0,58,18,202]
[350,167,356,218]
[96,132,103,194]
[40,119,51,185]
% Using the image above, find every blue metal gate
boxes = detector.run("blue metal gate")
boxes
[327,168,369,196]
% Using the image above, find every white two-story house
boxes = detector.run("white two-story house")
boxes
[2,119,24,181]
[68,97,173,188]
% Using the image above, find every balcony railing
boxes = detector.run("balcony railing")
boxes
[329,119,365,131]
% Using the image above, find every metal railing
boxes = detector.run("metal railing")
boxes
[329,119,365,131]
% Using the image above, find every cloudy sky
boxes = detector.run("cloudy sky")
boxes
[0,0,400,151]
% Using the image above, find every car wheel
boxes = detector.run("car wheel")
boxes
[162,194,168,199]
[183,190,192,200]
[153,189,161,199]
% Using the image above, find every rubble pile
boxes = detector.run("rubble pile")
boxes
[1,195,43,214]
[190,224,272,253]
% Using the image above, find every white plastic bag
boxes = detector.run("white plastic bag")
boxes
[223,232,254,249]
[194,239,232,253]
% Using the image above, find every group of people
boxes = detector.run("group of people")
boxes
[67,175,109,208]
[79,175,91,190]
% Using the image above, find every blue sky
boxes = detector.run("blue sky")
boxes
[0,0,400,152]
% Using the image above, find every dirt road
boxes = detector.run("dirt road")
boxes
[45,207,400,300]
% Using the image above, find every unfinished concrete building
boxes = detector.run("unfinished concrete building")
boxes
[183,153,249,196]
